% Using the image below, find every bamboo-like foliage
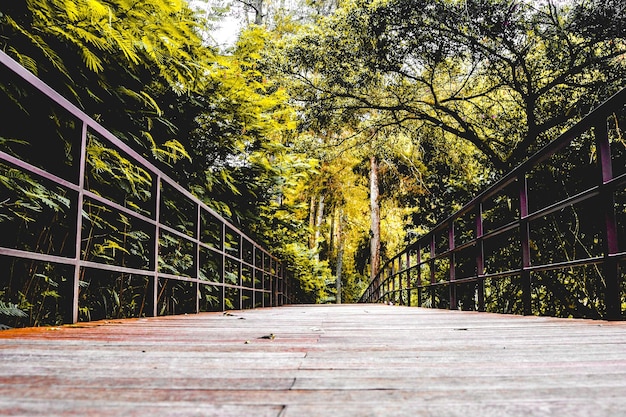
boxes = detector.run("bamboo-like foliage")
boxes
[2,0,211,91]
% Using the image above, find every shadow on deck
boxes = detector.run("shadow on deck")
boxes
[1,304,626,416]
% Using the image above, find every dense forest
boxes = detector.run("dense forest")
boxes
[0,0,625,324]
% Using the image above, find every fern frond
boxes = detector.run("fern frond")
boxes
[4,16,71,80]
[6,47,38,75]
[165,139,192,161]
[140,91,162,116]
[94,239,130,255]
[84,0,109,20]
[71,26,111,51]
[106,28,139,64]
[0,301,27,318]
[81,46,104,72]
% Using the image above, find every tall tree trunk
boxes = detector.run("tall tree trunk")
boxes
[329,207,335,259]
[335,209,344,304]
[309,195,316,250]
[314,194,325,261]
[238,0,265,25]
[370,155,381,283]
[251,0,264,25]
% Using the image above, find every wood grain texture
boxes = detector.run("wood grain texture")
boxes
[1,304,626,416]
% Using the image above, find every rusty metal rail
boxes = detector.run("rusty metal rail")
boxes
[0,50,286,325]
[360,87,626,320]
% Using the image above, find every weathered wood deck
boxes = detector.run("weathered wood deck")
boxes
[1,304,626,416]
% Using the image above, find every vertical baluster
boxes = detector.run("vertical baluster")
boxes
[221,222,226,311]
[417,243,422,307]
[196,203,201,314]
[449,221,456,310]
[390,263,394,302]
[238,234,243,310]
[596,119,621,320]
[476,203,485,312]
[520,176,532,316]
[71,122,88,323]
[406,250,412,307]
[261,251,266,307]
[430,234,436,307]
[152,175,162,317]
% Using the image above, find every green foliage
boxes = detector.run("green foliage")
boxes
[0,0,213,165]
[281,242,333,303]
[0,2,323,321]
[86,136,152,202]
[277,0,626,170]
[0,301,27,318]
[0,163,71,223]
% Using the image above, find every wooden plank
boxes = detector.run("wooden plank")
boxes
[1,305,626,416]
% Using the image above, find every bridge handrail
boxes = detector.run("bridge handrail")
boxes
[0,50,286,325]
[360,87,626,320]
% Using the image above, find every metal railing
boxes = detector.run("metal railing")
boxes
[0,50,286,326]
[360,87,626,320]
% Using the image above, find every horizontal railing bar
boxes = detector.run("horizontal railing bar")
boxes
[222,283,272,291]
[525,257,604,273]
[480,220,520,240]
[0,50,93,127]
[524,187,600,222]
[0,150,80,192]
[158,222,197,242]
[606,171,626,188]
[453,239,478,252]
[157,270,275,292]
[82,190,157,226]
[80,260,157,277]
[198,241,279,276]
[375,252,626,303]
[0,247,77,266]
[198,241,223,253]
[413,256,605,289]
[156,272,203,284]
[609,252,626,261]
[414,276,482,289]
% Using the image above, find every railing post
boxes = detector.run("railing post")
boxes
[476,203,485,312]
[395,258,400,303]
[71,122,88,324]
[449,222,456,310]
[196,203,201,314]
[153,175,162,317]
[384,264,388,302]
[417,244,422,307]
[406,250,411,307]
[282,262,287,306]
[389,264,393,302]
[261,252,266,307]
[430,234,436,307]
[221,222,226,311]
[252,245,256,307]
[238,234,243,310]
[519,176,532,316]
[596,120,621,320]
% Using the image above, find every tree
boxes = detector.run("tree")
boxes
[0,0,213,165]
[277,0,626,172]
[369,154,381,282]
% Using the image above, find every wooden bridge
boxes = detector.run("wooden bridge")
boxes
[2,23,626,417]
[2,303,626,416]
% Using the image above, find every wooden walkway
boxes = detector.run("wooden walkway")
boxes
[1,304,626,416]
